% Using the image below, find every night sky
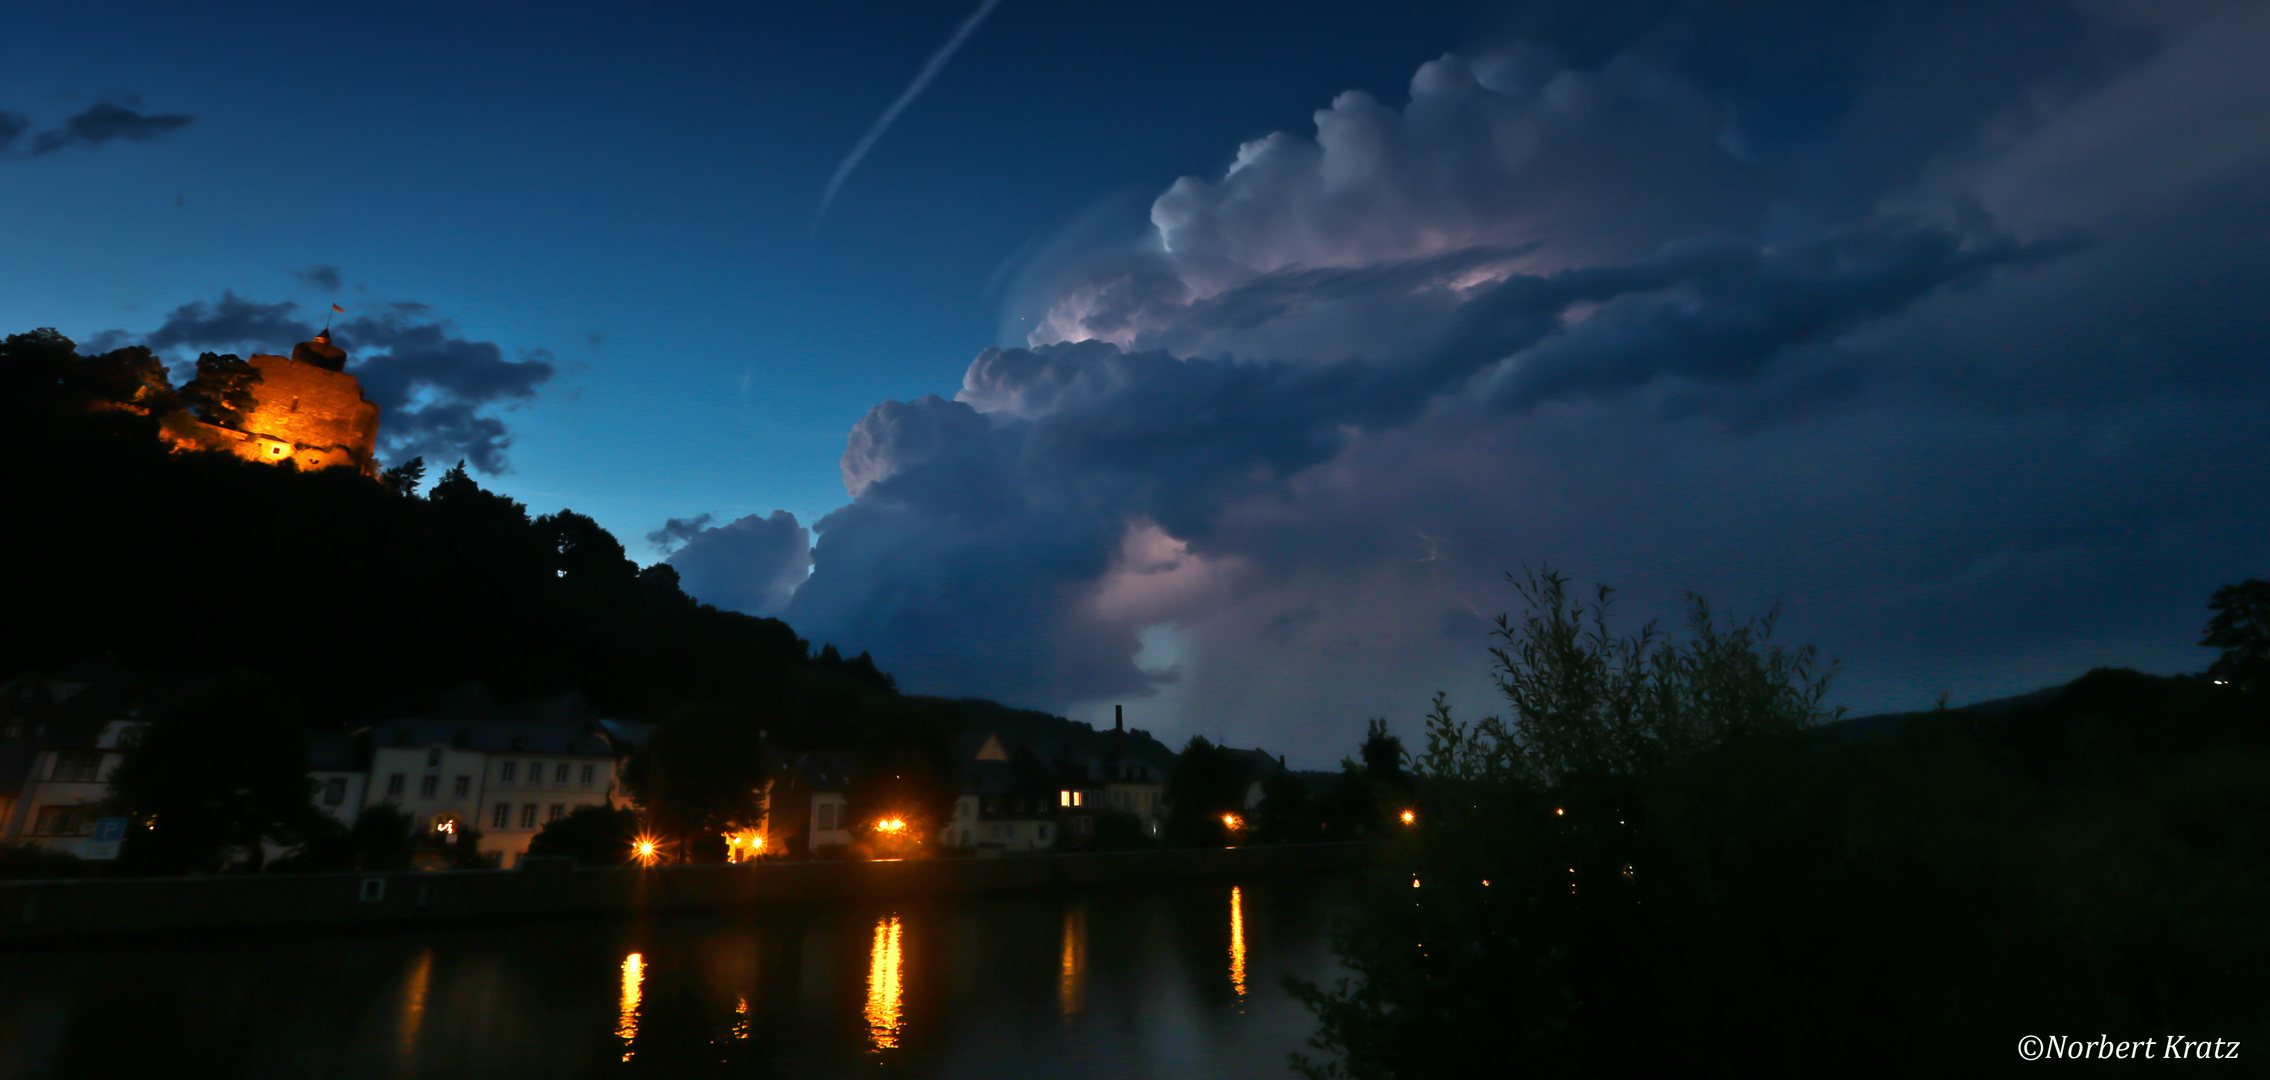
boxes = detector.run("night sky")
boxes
[6,1,2264,763]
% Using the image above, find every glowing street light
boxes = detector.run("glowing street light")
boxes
[724,830,767,862]
[875,817,907,835]
[1399,809,1416,826]
[633,836,661,866]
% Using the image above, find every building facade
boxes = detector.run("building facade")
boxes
[360,718,623,867]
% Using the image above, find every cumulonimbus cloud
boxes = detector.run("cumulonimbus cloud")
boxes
[665,511,813,617]
[783,1,2270,756]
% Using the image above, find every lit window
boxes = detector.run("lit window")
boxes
[520,804,538,829]
[1059,790,1071,807]
[493,803,511,829]
[1073,791,1083,807]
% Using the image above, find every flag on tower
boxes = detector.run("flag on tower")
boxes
[332,304,345,313]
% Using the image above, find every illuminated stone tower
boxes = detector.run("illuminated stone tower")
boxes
[164,330,382,476]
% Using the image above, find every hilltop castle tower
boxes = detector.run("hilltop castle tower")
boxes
[162,330,382,476]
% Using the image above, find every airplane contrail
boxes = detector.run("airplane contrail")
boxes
[816,0,1006,224]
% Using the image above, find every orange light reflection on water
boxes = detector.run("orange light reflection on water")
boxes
[618,952,644,1061]
[396,947,433,1067]
[1058,904,1087,1016]
[866,915,905,1051]
[1229,886,1248,1000]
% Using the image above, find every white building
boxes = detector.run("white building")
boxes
[360,717,623,867]
[0,659,167,857]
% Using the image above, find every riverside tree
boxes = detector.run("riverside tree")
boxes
[108,673,325,874]
[2202,578,2269,697]
[1291,567,1843,1079]
[1294,571,2270,1078]
[619,701,768,862]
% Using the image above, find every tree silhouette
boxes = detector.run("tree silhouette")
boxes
[1165,736,1246,845]
[79,345,179,414]
[380,455,426,497]
[178,352,262,429]
[620,701,769,862]
[109,673,320,873]
[526,803,640,866]
[2202,578,2269,696]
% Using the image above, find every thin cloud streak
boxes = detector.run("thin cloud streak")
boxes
[815,0,1005,225]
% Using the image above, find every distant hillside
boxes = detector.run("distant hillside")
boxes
[1821,682,2070,740]
[930,697,1179,768]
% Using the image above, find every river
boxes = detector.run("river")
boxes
[0,872,1356,1079]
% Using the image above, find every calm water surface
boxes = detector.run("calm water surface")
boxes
[0,873,1355,1079]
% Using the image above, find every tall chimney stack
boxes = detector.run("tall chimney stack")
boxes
[1114,704,1124,732]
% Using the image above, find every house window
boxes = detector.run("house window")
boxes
[580,764,596,786]
[323,778,347,806]
[385,773,405,798]
[816,803,838,831]
[31,805,90,835]
[555,764,569,784]
[493,803,511,829]
[1059,789,1071,807]
[527,761,542,785]
[549,804,565,822]
[426,747,442,767]
[1073,791,1084,807]
[51,751,103,782]
[1074,816,1094,836]
[500,761,517,783]
[419,776,438,799]
[454,776,470,798]
[520,804,538,829]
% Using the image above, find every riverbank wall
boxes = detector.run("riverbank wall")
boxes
[0,842,1366,942]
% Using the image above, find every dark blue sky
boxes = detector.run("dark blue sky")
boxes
[6,1,2265,763]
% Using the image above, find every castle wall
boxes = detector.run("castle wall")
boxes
[242,354,381,475]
